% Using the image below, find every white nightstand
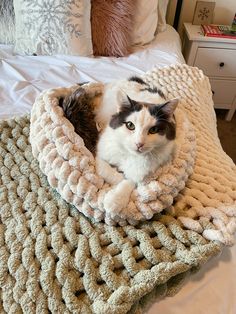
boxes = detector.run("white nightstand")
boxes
[183,22,236,121]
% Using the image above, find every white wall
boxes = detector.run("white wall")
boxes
[168,0,236,38]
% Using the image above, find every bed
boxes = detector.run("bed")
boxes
[0,25,184,120]
[0,2,236,314]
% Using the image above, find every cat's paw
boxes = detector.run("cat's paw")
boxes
[96,158,124,185]
[108,172,124,185]
[104,180,135,217]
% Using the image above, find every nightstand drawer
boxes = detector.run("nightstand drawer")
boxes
[194,48,236,78]
[210,79,236,108]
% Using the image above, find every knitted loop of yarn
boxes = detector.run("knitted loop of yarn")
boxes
[29,81,196,226]
[1,64,236,314]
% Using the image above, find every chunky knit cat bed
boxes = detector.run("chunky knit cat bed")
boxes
[29,64,236,244]
[1,64,236,314]
[30,83,196,226]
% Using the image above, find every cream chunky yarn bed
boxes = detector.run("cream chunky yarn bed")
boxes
[30,64,236,244]
[0,64,236,313]
[30,81,196,226]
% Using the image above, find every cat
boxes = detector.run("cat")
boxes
[96,95,178,182]
[95,76,178,215]
[96,76,178,184]
[60,77,178,215]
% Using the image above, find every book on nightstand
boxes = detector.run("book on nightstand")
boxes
[201,24,236,39]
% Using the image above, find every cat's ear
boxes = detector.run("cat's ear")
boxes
[116,90,127,111]
[126,95,138,107]
[116,90,137,111]
[160,98,179,117]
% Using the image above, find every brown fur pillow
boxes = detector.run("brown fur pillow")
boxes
[91,0,134,57]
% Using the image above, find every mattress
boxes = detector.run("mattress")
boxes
[0,25,235,314]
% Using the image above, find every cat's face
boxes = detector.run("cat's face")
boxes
[109,96,178,155]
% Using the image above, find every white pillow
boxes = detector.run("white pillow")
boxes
[131,0,159,46]
[13,0,93,56]
[0,0,15,44]
[157,0,169,33]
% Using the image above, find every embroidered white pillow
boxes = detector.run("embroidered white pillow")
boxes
[0,0,15,44]
[13,0,93,56]
[131,0,158,46]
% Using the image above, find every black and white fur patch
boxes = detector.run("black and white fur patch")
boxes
[110,96,176,140]
[110,97,142,129]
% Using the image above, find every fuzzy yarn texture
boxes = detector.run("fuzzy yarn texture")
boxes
[91,0,134,57]
[30,84,196,226]
[0,114,223,313]
[30,83,195,225]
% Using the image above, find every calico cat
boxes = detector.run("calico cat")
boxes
[96,96,177,183]
[96,76,178,185]
[60,76,178,214]
[94,76,178,214]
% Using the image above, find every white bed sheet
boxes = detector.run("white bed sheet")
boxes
[0,25,235,314]
[147,243,236,314]
[0,25,184,119]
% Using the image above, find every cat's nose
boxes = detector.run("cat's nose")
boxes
[136,143,144,150]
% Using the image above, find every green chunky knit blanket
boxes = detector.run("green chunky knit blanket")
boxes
[0,64,236,313]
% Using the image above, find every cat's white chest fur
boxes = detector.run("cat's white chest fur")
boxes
[120,146,174,183]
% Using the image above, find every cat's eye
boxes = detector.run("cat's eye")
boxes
[149,126,159,134]
[125,121,135,130]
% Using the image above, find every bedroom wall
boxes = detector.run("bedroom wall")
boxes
[168,0,236,38]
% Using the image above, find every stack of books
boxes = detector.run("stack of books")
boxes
[201,24,236,39]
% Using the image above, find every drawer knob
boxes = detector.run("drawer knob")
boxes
[219,62,225,67]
